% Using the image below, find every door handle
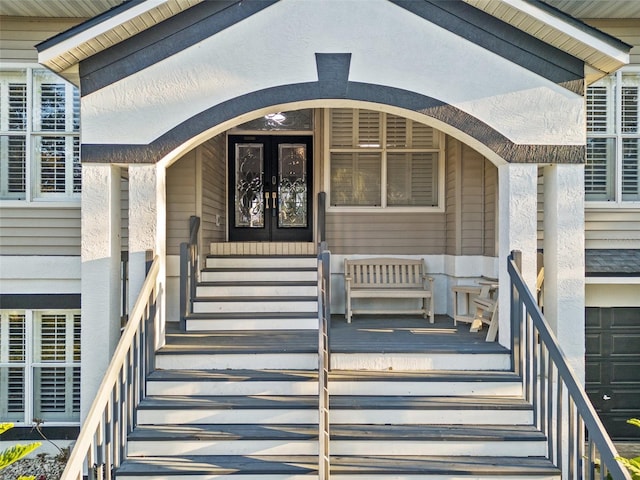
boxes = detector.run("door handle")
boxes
[264,192,270,210]
[272,191,277,209]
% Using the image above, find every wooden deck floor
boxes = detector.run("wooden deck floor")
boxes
[330,314,507,354]
[166,315,508,355]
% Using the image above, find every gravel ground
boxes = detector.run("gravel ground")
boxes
[0,455,65,480]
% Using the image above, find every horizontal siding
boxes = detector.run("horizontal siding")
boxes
[0,206,80,255]
[483,158,497,257]
[166,151,196,255]
[201,134,226,250]
[460,144,485,256]
[585,19,640,65]
[0,17,82,62]
[445,136,458,255]
[585,209,640,249]
[326,212,446,255]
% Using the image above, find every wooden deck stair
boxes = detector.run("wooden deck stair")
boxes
[115,253,560,479]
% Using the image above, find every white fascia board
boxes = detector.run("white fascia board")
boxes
[38,0,170,68]
[585,276,640,285]
[502,0,629,66]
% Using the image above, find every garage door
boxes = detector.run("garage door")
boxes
[586,307,640,440]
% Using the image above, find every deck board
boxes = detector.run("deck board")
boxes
[164,315,508,354]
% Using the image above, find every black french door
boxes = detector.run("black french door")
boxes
[228,135,313,242]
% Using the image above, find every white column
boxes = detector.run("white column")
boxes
[80,163,121,421]
[498,163,538,348]
[128,164,167,348]
[543,164,585,383]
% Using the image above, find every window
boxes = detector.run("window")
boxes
[0,310,81,424]
[0,68,80,201]
[327,108,443,209]
[586,71,640,203]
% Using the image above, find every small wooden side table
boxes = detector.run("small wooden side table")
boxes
[451,285,482,326]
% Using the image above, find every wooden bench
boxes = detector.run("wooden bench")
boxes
[344,258,434,324]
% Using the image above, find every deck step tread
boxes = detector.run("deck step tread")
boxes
[198,281,317,286]
[329,370,520,382]
[138,395,528,410]
[117,455,559,475]
[129,424,318,441]
[161,330,317,353]
[148,369,318,382]
[138,395,318,409]
[193,296,317,302]
[128,423,544,442]
[185,312,317,320]
[203,267,317,272]
[331,395,532,410]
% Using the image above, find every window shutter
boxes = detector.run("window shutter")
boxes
[330,109,354,148]
[585,138,615,201]
[622,138,639,201]
[411,121,436,149]
[357,110,381,147]
[622,86,638,134]
[587,85,609,133]
[1,313,26,418]
[330,152,381,206]
[39,83,66,131]
[38,137,67,193]
[34,313,80,420]
[387,152,437,206]
[8,83,27,131]
[386,114,407,148]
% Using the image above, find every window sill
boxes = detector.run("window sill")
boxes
[585,202,640,211]
[0,199,81,208]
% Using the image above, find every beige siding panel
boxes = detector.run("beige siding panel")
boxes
[445,136,459,255]
[585,209,640,249]
[201,134,226,249]
[585,20,640,64]
[166,151,197,255]
[326,212,446,255]
[460,144,485,256]
[0,17,82,62]
[483,159,497,257]
[0,206,80,255]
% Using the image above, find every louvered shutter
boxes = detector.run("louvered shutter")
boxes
[621,77,639,201]
[387,152,438,206]
[0,313,26,420]
[585,138,615,201]
[0,77,27,198]
[586,81,615,201]
[330,152,381,206]
[622,139,639,201]
[37,136,67,193]
[34,313,80,421]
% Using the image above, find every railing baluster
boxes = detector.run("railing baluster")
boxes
[507,251,630,480]
[60,258,161,480]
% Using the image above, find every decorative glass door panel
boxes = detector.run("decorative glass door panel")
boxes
[228,135,312,242]
[278,144,307,228]
[234,144,264,228]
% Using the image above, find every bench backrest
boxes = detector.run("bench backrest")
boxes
[345,258,426,289]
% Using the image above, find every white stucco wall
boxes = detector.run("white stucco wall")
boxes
[81,0,584,147]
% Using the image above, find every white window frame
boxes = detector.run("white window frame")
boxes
[324,108,445,213]
[0,309,81,426]
[586,67,640,208]
[0,64,80,206]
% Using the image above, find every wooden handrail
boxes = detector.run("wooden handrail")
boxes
[317,246,330,479]
[508,251,630,480]
[60,257,160,480]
